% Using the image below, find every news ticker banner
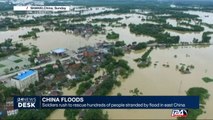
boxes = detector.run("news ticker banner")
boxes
[13,6,70,11]
[14,96,199,109]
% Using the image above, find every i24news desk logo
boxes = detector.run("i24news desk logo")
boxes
[17,97,37,108]
[171,109,188,117]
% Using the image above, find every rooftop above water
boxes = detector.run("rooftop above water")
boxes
[14,69,37,81]
[52,48,66,54]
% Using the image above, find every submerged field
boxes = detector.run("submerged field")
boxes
[1,3,213,120]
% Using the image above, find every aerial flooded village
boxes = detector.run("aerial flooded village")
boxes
[0,0,213,120]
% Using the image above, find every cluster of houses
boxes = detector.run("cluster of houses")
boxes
[34,48,69,65]
[0,40,133,119]
[66,24,93,38]
[30,42,115,96]
[34,54,51,65]
[66,24,105,38]
[64,41,114,81]
[0,41,120,119]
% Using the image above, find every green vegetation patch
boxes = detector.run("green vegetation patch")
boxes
[129,23,164,36]
[95,55,133,96]
[202,31,213,43]
[19,28,41,39]
[0,64,5,68]
[32,28,42,32]
[71,17,86,22]
[133,42,147,50]
[129,23,180,44]
[202,77,213,83]
[187,87,209,104]
[178,87,209,120]
[0,39,30,58]
[110,47,124,57]
[202,23,213,29]
[129,88,143,96]
[82,109,108,120]
[64,109,80,120]
[106,31,119,39]
[19,31,38,39]
[76,81,93,95]
[163,23,204,32]
[101,55,133,79]
[92,17,123,23]
[135,47,153,68]
[13,59,23,63]
[169,12,199,20]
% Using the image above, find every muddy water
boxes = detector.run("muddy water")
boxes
[1,11,213,119]
[167,18,178,27]
[46,109,66,120]
[166,29,202,43]
[46,87,77,120]
[0,27,104,53]
[166,26,213,43]
[0,26,154,53]
[87,13,154,25]
[184,11,213,24]
[105,26,155,43]
[47,69,105,120]
[166,11,213,43]
[107,46,213,119]
[22,31,104,53]
[2,13,212,54]
[0,26,43,42]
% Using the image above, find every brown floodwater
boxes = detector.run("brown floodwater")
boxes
[184,11,213,24]
[87,13,155,25]
[0,26,43,42]
[1,11,213,119]
[0,26,154,53]
[165,26,213,44]
[107,46,213,119]
[46,87,77,120]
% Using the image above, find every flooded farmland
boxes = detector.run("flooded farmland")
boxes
[184,10,213,24]
[107,46,213,119]
[46,46,213,120]
[1,8,213,119]
[0,27,154,53]
[1,12,212,54]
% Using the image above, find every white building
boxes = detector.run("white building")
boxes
[66,74,76,80]
[11,69,39,91]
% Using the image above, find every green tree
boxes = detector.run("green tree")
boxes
[76,81,92,95]
[0,92,5,103]
[110,47,124,57]
[115,41,126,47]
[106,32,119,39]
[64,109,80,120]
[4,68,9,74]
[133,42,147,50]
[56,59,64,72]
[117,93,122,96]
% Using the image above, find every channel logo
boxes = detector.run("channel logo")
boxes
[171,109,188,117]
[14,96,40,109]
